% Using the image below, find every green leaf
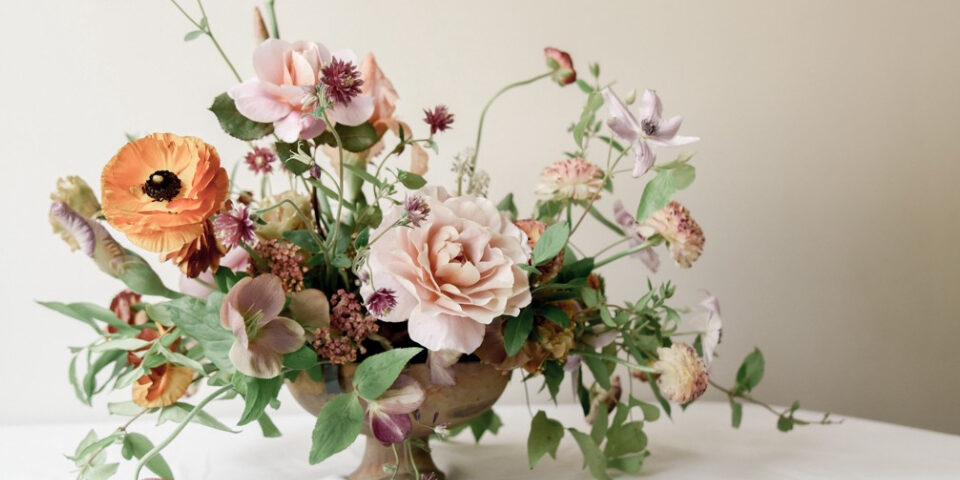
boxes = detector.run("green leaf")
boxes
[635,162,697,221]
[123,433,174,479]
[309,393,364,464]
[315,122,380,153]
[647,375,672,419]
[83,462,118,480]
[735,348,765,393]
[352,347,422,400]
[541,361,564,402]
[257,412,282,438]
[283,230,322,253]
[342,162,385,188]
[629,397,661,422]
[574,92,604,148]
[730,400,743,428]
[777,415,795,432]
[468,409,503,442]
[587,206,625,236]
[532,222,570,266]
[209,93,274,141]
[146,294,235,374]
[557,257,594,283]
[237,375,284,426]
[609,453,648,474]
[528,411,564,469]
[538,304,571,328]
[582,353,611,390]
[576,78,595,94]
[497,193,518,220]
[569,428,610,480]
[158,402,239,433]
[354,228,370,249]
[184,30,204,41]
[38,301,136,335]
[107,401,145,416]
[284,345,318,371]
[503,308,535,356]
[91,338,150,352]
[397,170,427,189]
[590,403,608,444]
[604,421,647,458]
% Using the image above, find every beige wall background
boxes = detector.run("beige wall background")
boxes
[1,0,958,435]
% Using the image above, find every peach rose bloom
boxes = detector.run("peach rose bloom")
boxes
[101,133,228,254]
[361,186,532,353]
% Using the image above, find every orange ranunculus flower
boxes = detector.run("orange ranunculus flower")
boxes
[132,364,194,408]
[101,133,229,254]
[162,218,226,278]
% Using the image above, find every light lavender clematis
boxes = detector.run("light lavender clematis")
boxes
[367,375,426,445]
[602,88,699,177]
[699,293,722,369]
[612,199,661,272]
[220,274,305,378]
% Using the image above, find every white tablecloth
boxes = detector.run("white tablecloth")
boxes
[3,402,958,479]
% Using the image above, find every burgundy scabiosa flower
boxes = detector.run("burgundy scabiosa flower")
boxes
[403,194,430,227]
[366,288,398,317]
[244,146,276,174]
[423,105,454,135]
[321,57,364,106]
[214,204,257,250]
[544,47,577,86]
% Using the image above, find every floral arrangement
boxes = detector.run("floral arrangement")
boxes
[44,2,835,480]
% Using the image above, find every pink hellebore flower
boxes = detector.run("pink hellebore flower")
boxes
[602,88,699,178]
[228,39,374,142]
[367,375,426,445]
[220,274,305,378]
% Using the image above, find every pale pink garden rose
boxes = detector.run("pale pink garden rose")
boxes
[637,201,705,268]
[228,39,374,142]
[220,274,305,378]
[361,186,532,353]
[653,343,708,404]
[534,157,605,202]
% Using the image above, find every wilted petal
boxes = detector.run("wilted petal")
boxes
[428,350,461,386]
[370,411,412,445]
[377,375,426,415]
[289,289,331,330]
[632,140,655,178]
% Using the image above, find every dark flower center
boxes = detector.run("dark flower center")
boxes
[320,58,363,106]
[142,170,182,202]
[641,119,658,136]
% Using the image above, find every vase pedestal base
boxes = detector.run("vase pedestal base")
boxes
[350,436,443,480]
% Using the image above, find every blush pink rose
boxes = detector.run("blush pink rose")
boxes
[228,39,374,142]
[361,186,532,353]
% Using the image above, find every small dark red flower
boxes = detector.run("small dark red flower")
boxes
[321,58,364,106]
[423,105,454,135]
[544,47,577,86]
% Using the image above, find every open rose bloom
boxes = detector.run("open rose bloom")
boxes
[362,186,531,353]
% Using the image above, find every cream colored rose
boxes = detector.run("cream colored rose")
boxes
[255,191,314,241]
[361,186,532,353]
[653,343,708,404]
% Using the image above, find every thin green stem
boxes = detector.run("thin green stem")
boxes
[571,349,659,373]
[469,70,553,188]
[321,110,347,258]
[593,237,630,257]
[594,238,657,269]
[132,385,232,479]
[708,380,840,425]
[196,0,242,82]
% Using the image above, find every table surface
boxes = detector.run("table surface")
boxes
[3,402,959,479]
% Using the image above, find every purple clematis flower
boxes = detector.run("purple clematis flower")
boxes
[220,274,305,378]
[602,88,699,178]
[367,375,426,445]
[612,199,661,272]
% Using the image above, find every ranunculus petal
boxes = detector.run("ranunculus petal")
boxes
[329,96,375,126]
[257,317,305,354]
[407,312,487,354]
[369,411,412,445]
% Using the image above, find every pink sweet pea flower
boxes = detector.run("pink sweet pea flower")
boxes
[602,88,699,178]
[367,375,426,445]
[228,39,374,142]
[220,274,305,378]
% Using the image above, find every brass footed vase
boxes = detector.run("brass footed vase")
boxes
[287,362,511,480]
